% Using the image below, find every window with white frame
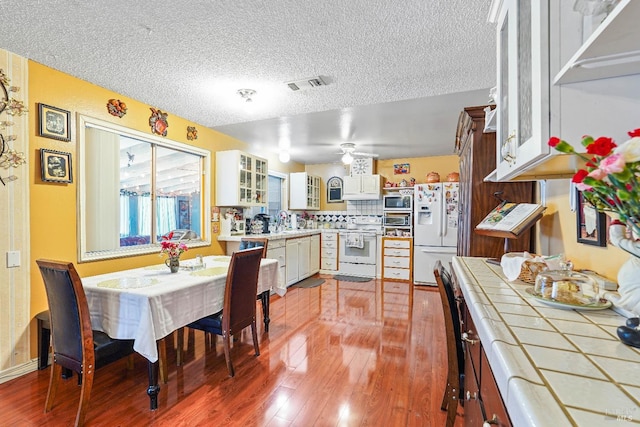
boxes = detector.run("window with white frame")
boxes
[78,115,210,261]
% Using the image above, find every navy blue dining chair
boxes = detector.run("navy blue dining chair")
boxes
[36,259,135,427]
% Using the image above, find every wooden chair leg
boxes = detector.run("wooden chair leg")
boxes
[445,395,457,427]
[251,321,260,356]
[441,382,450,411]
[157,338,168,384]
[176,328,184,366]
[75,366,95,427]
[126,354,135,370]
[222,333,234,377]
[45,363,62,412]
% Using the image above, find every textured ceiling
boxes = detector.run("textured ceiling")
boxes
[0,0,496,164]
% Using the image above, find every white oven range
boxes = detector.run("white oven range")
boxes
[338,229,378,278]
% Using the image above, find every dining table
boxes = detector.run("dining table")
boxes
[81,254,282,410]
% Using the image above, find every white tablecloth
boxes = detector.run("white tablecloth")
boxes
[82,255,281,362]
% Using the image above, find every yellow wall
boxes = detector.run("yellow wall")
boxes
[540,179,626,280]
[304,155,459,211]
[27,61,303,352]
[376,155,459,185]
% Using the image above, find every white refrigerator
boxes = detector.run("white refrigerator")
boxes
[413,182,459,285]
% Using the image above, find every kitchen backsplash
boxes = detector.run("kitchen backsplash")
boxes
[292,199,383,226]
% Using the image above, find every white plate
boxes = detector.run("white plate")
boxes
[525,287,612,311]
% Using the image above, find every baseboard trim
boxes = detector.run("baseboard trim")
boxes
[0,359,38,385]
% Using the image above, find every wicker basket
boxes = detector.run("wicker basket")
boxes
[518,258,547,284]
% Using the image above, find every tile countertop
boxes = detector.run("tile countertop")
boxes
[217,229,323,242]
[452,256,640,426]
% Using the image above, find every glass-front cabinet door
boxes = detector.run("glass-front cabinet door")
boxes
[254,157,267,205]
[216,150,267,207]
[495,0,551,181]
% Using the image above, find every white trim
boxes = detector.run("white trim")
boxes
[0,360,38,385]
[77,114,212,262]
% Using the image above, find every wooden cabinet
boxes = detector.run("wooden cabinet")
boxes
[462,303,511,427]
[342,175,382,200]
[290,172,321,210]
[455,106,535,259]
[381,237,412,282]
[320,232,339,273]
[215,150,268,207]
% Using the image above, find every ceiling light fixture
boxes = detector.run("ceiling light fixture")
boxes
[237,88,256,102]
[341,152,353,165]
[279,151,290,163]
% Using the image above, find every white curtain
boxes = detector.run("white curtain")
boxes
[156,196,177,235]
[139,196,151,236]
[119,194,130,236]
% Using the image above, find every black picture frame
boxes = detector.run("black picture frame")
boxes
[40,148,72,183]
[38,103,71,141]
[576,191,606,246]
[327,176,343,203]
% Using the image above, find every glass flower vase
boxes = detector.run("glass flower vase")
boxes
[609,222,640,316]
[165,257,180,273]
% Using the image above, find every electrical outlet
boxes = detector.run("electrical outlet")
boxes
[6,251,20,268]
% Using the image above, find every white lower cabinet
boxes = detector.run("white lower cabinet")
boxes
[382,237,413,282]
[285,236,313,286]
[266,238,286,289]
[320,231,339,273]
[310,234,320,274]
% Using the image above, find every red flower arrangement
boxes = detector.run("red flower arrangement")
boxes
[548,127,640,236]
[159,231,188,259]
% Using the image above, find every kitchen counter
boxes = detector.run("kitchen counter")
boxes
[452,256,640,426]
[217,229,322,242]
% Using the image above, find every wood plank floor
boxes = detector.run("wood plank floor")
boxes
[0,276,464,426]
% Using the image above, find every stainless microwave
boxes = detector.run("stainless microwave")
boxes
[383,194,412,211]
[383,214,411,226]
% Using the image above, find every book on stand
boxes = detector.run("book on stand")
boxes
[475,201,546,238]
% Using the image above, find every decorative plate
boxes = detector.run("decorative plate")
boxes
[525,287,612,311]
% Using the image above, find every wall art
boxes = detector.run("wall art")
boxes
[576,190,606,246]
[187,126,198,140]
[107,99,127,118]
[393,163,410,174]
[327,176,343,203]
[40,148,72,183]
[149,107,168,136]
[38,104,71,141]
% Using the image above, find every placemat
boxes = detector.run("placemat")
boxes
[190,266,228,277]
[97,277,160,289]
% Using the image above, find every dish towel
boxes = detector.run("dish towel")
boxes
[346,232,364,249]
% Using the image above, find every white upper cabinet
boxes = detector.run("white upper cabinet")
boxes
[215,150,268,207]
[494,0,553,181]
[342,175,382,200]
[290,172,321,210]
[554,0,640,85]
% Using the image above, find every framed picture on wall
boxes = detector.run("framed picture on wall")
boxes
[40,148,72,183]
[576,190,606,246]
[327,176,343,203]
[38,103,71,141]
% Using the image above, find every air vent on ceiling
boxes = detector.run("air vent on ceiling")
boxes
[285,76,327,91]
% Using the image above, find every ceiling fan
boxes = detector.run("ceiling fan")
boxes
[339,142,379,164]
